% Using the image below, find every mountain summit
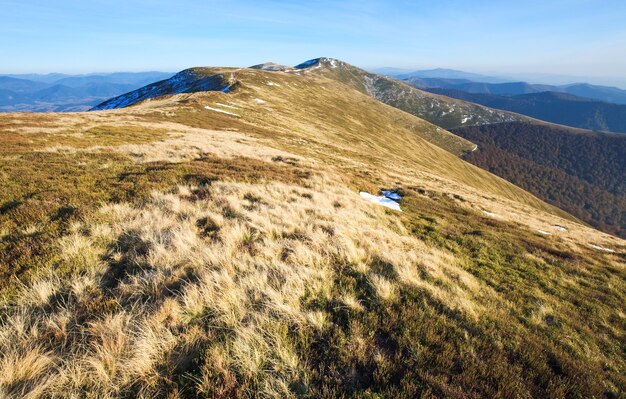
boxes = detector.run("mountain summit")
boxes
[294,57,343,69]
[91,68,236,111]
[92,57,525,133]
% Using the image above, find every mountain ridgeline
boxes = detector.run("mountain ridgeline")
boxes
[91,68,237,111]
[92,57,526,132]
[290,58,525,130]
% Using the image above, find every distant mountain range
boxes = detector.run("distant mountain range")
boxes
[425,89,626,133]
[0,72,173,111]
[402,76,626,105]
[395,68,511,84]
[362,70,626,133]
[5,66,626,115]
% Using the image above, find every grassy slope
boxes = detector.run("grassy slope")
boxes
[144,67,569,216]
[1,69,625,398]
[299,58,525,132]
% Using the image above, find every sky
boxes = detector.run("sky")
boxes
[1,0,625,86]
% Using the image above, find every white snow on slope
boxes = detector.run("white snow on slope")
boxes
[254,98,266,104]
[381,190,402,201]
[251,63,294,72]
[91,70,231,111]
[360,192,401,211]
[306,63,322,71]
[552,225,567,232]
[537,230,551,235]
[294,58,341,70]
[481,210,500,218]
[204,106,240,117]
[295,58,321,69]
[589,244,615,253]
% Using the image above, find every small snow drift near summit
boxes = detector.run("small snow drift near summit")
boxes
[295,58,322,69]
[294,57,343,70]
[249,62,293,72]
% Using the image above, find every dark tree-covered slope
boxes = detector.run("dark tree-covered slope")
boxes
[453,122,626,237]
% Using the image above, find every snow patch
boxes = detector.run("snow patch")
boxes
[481,210,500,218]
[294,58,321,69]
[304,64,322,72]
[254,98,266,104]
[91,70,233,111]
[204,106,240,117]
[251,63,293,72]
[441,107,455,116]
[360,192,401,211]
[551,225,567,232]
[536,230,551,235]
[381,190,402,201]
[266,81,280,87]
[461,116,471,124]
[589,244,615,253]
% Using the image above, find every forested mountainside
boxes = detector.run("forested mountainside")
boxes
[453,122,626,237]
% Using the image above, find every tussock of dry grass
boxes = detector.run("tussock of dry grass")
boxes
[1,175,471,398]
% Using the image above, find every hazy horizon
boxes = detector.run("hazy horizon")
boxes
[4,63,626,90]
[2,0,625,87]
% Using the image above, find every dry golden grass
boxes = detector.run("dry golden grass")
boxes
[1,66,625,398]
[1,175,477,398]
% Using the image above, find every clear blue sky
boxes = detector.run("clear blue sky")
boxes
[1,0,625,84]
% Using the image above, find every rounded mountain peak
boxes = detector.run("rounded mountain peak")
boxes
[294,57,343,69]
[249,62,293,72]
